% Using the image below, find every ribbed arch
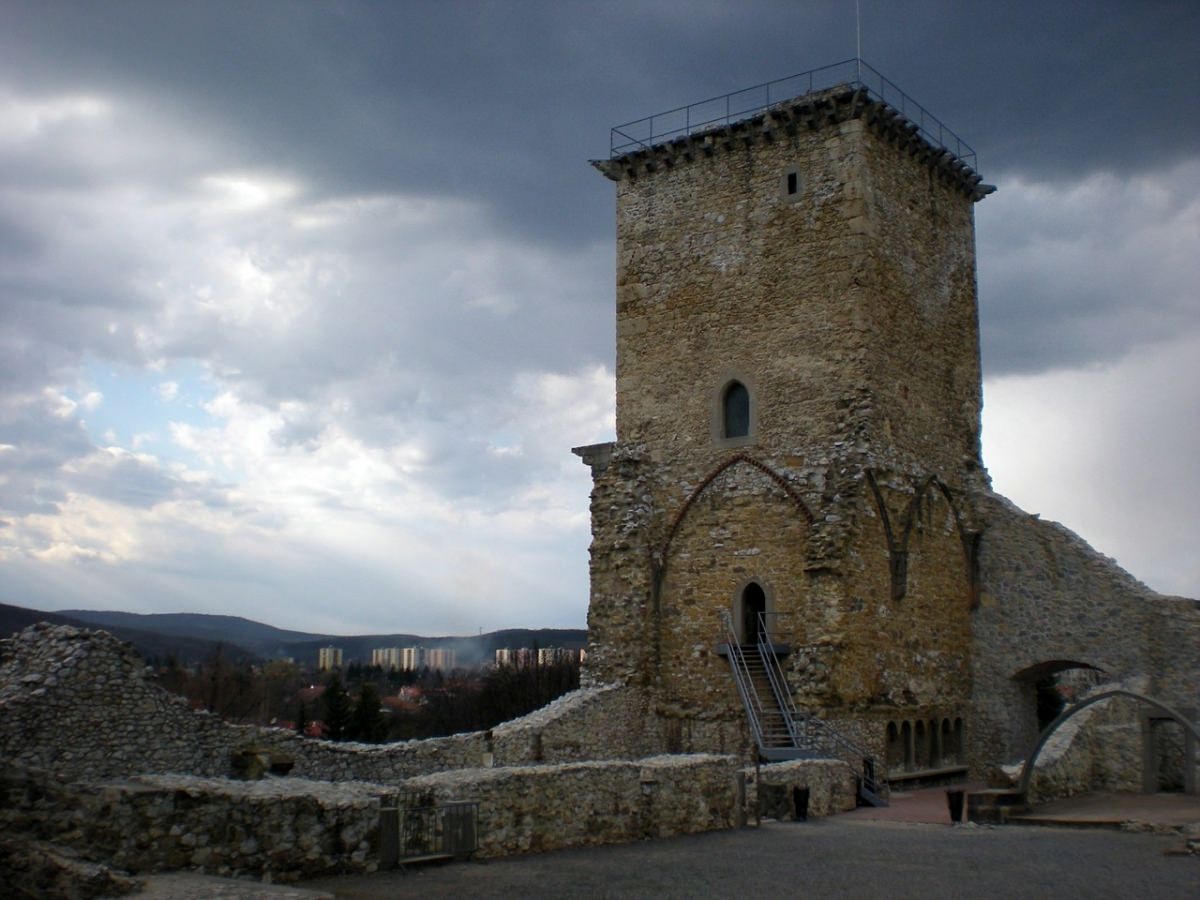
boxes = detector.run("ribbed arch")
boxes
[657,454,813,570]
[865,471,979,606]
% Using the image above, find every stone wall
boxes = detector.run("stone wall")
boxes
[403,755,741,859]
[984,684,1155,805]
[971,492,1200,770]
[4,752,858,883]
[747,759,858,819]
[581,86,991,771]
[1020,695,1145,804]
[0,623,660,785]
[3,768,388,880]
[656,462,810,716]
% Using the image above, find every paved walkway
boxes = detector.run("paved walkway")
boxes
[841,782,988,824]
[843,784,1200,830]
[1014,791,1200,829]
[296,812,1199,900]
[133,790,1200,899]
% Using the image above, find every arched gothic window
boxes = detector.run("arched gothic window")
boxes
[723,381,750,439]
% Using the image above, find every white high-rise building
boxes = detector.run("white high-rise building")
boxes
[317,646,343,672]
[371,647,403,670]
[400,647,422,671]
[425,648,457,672]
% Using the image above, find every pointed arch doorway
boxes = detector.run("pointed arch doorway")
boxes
[741,581,767,646]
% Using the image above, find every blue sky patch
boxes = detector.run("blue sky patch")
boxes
[76,359,218,463]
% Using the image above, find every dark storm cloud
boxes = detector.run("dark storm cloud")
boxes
[4,2,1195,247]
[0,1,1195,622]
[1,0,1193,406]
[977,160,1199,376]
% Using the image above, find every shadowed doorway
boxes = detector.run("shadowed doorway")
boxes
[742,582,766,645]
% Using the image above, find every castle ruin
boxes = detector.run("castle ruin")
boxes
[2,62,1197,891]
[574,61,1199,793]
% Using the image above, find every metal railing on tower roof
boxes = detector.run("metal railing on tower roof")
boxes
[609,58,977,171]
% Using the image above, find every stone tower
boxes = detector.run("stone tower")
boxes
[577,71,994,767]
[598,85,989,483]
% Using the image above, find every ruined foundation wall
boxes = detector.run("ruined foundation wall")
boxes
[1017,692,1146,804]
[0,624,660,785]
[1,766,388,881]
[970,491,1200,770]
[3,754,858,879]
[748,758,858,819]
[403,755,740,859]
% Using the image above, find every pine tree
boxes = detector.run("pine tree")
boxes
[350,684,387,743]
[323,675,352,741]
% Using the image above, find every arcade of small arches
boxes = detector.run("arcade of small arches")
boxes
[885,716,966,773]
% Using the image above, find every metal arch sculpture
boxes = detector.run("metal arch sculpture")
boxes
[1016,689,1200,798]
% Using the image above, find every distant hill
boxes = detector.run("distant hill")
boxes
[1,603,586,669]
[58,610,328,659]
[0,603,257,667]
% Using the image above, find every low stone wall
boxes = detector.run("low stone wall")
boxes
[491,682,659,764]
[1,763,388,881]
[82,776,387,879]
[401,754,740,858]
[3,755,809,874]
[0,623,657,785]
[747,759,858,819]
[0,623,860,882]
[0,835,141,899]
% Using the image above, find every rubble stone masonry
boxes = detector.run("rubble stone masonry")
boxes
[582,85,1198,779]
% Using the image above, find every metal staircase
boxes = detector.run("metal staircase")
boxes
[722,610,888,807]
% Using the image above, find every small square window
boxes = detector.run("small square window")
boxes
[782,168,802,202]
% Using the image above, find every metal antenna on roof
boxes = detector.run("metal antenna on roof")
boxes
[855,0,862,81]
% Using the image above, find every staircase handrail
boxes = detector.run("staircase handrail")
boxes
[755,611,888,797]
[755,611,805,748]
[720,609,767,749]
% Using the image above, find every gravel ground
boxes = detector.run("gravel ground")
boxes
[298,819,1199,900]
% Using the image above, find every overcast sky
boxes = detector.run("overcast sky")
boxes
[1,1,1196,635]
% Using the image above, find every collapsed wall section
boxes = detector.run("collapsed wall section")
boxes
[971,491,1200,769]
[0,623,660,785]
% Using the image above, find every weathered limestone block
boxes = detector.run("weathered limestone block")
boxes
[401,754,740,859]
[745,759,858,820]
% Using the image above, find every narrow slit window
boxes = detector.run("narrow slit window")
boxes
[723,381,750,438]
[786,171,798,195]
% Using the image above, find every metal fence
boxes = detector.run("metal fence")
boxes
[610,58,976,170]
[379,793,478,869]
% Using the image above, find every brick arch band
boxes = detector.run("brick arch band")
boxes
[865,471,981,607]
[655,454,814,577]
